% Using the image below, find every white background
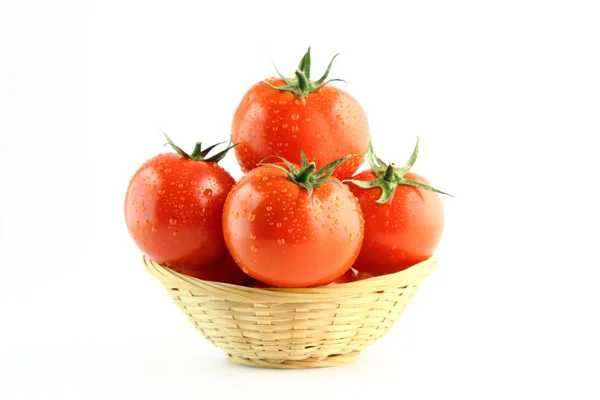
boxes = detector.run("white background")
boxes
[1,1,599,399]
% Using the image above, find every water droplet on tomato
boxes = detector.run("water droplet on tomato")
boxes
[249,213,256,222]
[336,114,342,120]
[349,233,355,241]
[287,228,292,233]
[334,219,339,225]
[272,127,278,132]
[169,218,177,225]
[282,123,288,129]
[251,235,256,240]
[277,238,285,245]
[173,231,179,236]
[384,221,390,227]
[165,168,172,173]
[158,189,166,195]
[152,226,158,232]
[144,220,149,226]
[136,220,140,226]
[241,209,247,217]
[266,206,273,211]
[276,222,282,228]
[204,189,213,198]
[251,245,258,252]
[291,113,300,120]
[262,176,268,181]
[234,212,239,219]
[291,125,299,132]
[273,109,280,114]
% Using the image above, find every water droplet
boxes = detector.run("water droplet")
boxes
[178,204,184,209]
[152,226,158,232]
[272,127,278,132]
[136,220,140,226]
[144,220,149,226]
[336,114,342,120]
[269,222,274,226]
[277,238,285,245]
[250,235,256,240]
[276,222,282,228]
[178,183,184,188]
[204,189,213,198]
[292,218,297,223]
[287,228,292,233]
[251,245,258,252]
[344,226,349,232]
[273,109,280,114]
[349,233,355,241]
[173,231,179,237]
[281,188,287,193]
[291,125,299,132]
[262,176,269,181]
[335,219,339,225]
[169,218,177,225]
[234,212,239,219]
[158,189,166,195]
[283,216,288,221]
[384,221,390,227]
[266,206,273,211]
[164,168,172,173]
[291,113,300,120]
[282,123,288,129]
[249,213,256,222]
[241,209,247,217]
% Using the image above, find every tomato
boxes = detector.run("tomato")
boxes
[172,254,252,285]
[231,47,370,180]
[125,134,236,270]
[345,139,451,275]
[223,152,364,288]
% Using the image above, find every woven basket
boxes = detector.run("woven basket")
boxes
[143,255,437,369]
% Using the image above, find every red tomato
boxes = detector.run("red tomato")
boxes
[231,47,370,180]
[173,255,252,285]
[125,134,235,270]
[223,153,364,288]
[346,140,450,275]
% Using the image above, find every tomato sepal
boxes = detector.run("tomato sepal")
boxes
[345,138,453,204]
[258,150,352,198]
[262,46,346,99]
[162,131,237,163]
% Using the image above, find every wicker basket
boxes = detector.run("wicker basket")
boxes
[143,255,437,369]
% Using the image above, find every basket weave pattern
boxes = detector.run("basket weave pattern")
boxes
[143,256,436,368]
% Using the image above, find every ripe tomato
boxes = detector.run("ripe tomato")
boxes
[223,153,364,288]
[172,255,252,285]
[231,47,370,180]
[125,134,236,270]
[346,139,451,275]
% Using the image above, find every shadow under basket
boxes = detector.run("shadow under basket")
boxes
[142,255,437,369]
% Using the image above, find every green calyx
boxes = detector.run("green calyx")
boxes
[162,131,237,163]
[344,138,453,204]
[258,151,352,198]
[262,46,346,99]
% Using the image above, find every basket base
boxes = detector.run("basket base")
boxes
[227,351,360,369]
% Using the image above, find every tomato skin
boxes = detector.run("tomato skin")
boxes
[125,153,235,270]
[173,255,252,285]
[348,170,444,275]
[231,79,370,180]
[254,268,360,288]
[223,165,364,288]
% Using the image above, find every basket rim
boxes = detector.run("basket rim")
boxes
[142,255,437,303]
